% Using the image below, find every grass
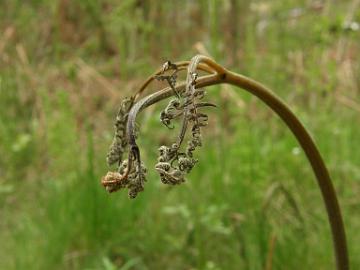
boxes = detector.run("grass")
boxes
[0,0,359,269]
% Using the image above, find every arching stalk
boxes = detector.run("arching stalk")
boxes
[102,56,348,270]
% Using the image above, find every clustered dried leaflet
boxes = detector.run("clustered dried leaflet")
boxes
[102,56,217,198]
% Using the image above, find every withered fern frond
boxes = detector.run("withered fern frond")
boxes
[101,55,348,270]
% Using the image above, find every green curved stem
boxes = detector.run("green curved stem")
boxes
[224,71,349,270]
[128,68,348,269]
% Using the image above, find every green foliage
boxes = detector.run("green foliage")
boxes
[0,0,359,269]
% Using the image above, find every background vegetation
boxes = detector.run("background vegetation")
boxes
[0,0,359,269]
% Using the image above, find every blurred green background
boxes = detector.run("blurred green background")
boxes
[0,0,359,269]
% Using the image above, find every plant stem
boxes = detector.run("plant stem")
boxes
[127,60,348,269]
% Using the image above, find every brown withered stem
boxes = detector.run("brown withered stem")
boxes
[102,55,348,270]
